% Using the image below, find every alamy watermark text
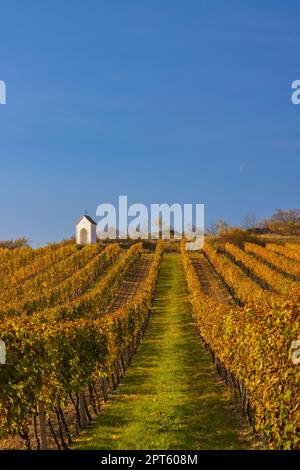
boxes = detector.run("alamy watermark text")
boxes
[291,80,300,105]
[0,80,6,104]
[96,196,204,251]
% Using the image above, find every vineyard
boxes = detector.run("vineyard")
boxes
[0,238,299,450]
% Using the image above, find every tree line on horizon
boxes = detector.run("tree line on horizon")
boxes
[0,209,299,249]
[207,208,300,237]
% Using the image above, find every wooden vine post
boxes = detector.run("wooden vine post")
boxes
[38,401,48,450]
[79,392,87,427]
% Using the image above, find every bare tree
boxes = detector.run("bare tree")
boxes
[206,223,218,236]
[216,219,230,235]
[269,209,300,224]
[0,237,30,249]
[242,213,258,230]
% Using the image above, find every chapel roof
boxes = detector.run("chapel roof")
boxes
[76,215,97,225]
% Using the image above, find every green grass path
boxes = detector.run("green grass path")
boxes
[74,254,252,450]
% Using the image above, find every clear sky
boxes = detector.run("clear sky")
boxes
[0,0,299,245]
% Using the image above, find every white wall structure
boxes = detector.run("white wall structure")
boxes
[75,215,97,245]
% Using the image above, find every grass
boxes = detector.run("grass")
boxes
[74,254,252,450]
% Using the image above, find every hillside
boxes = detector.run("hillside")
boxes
[0,238,299,450]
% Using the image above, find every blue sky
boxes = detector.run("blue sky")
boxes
[0,0,299,245]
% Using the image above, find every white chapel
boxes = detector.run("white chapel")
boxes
[75,214,97,245]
